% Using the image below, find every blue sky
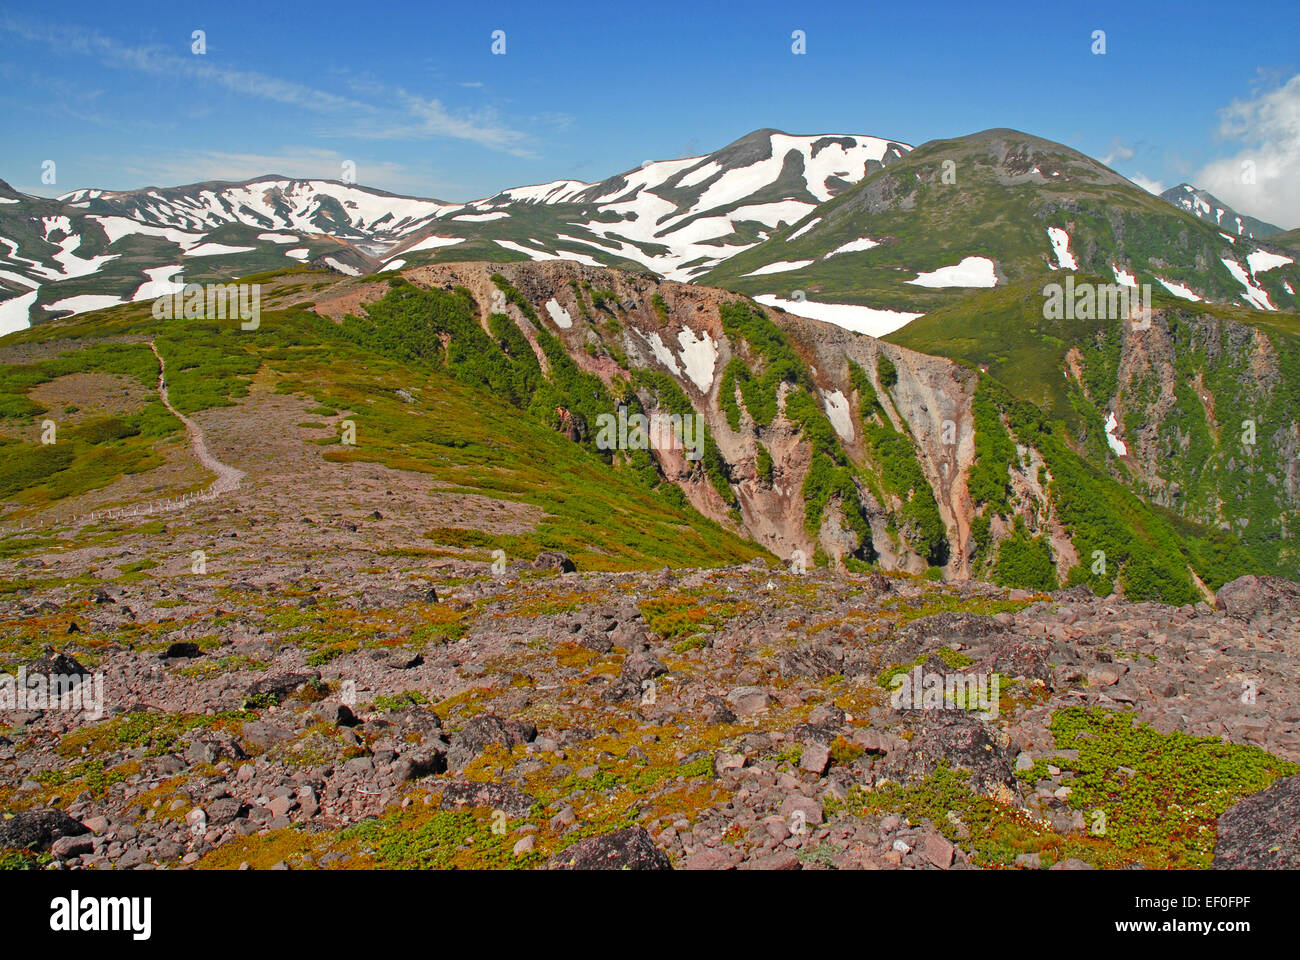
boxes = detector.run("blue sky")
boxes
[2,0,1297,225]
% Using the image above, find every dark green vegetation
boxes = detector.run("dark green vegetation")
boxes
[991,517,1058,592]
[0,342,180,506]
[1020,708,1299,868]
[718,302,872,552]
[965,376,1242,601]
[838,705,1297,870]
[0,274,764,572]
[893,280,1298,588]
[848,361,947,566]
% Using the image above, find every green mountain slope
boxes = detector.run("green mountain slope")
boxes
[699,129,1300,315]
[0,272,764,572]
[888,280,1300,581]
[3,260,1278,605]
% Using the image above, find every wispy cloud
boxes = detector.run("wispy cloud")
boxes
[350,90,534,156]
[0,15,534,155]
[112,148,462,198]
[1100,137,1135,167]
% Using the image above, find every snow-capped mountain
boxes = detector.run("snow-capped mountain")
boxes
[6,129,1300,338]
[389,130,912,280]
[702,130,1300,323]
[0,178,385,335]
[1,130,910,334]
[61,178,459,246]
[1159,183,1283,240]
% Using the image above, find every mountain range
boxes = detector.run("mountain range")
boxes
[4,127,1297,338]
[3,124,1300,876]
[2,126,1298,602]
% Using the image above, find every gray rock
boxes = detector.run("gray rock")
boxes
[547,826,671,870]
[726,686,771,716]
[437,781,537,818]
[446,715,537,770]
[1216,575,1300,620]
[1213,774,1300,869]
[0,808,88,851]
[533,551,577,574]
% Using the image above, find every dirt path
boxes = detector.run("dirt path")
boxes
[148,340,245,496]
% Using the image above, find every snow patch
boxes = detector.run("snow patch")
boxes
[322,257,362,276]
[0,269,39,289]
[824,237,881,259]
[88,215,204,250]
[743,259,814,277]
[676,328,718,393]
[131,265,185,301]
[1221,258,1275,310]
[1104,411,1128,457]
[1047,227,1077,270]
[453,211,509,222]
[635,328,681,376]
[0,290,38,336]
[51,234,119,279]
[1246,250,1293,274]
[822,389,853,442]
[754,295,922,338]
[786,217,821,241]
[185,243,256,257]
[44,294,125,314]
[545,297,572,329]
[257,232,299,243]
[905,256,997,288]
[1112,264,1138,288]
[1155,277,1202,302]
[404,235,465,253]
[493,240,601,267]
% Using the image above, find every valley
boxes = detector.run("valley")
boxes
[2,124,1298,875]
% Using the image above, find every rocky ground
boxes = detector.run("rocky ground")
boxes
[2,537,1298,870]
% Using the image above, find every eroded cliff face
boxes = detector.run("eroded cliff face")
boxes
[394,261,982,576]
[1076,307,1299,576]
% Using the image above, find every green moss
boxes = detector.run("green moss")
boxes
[371,690,430,712]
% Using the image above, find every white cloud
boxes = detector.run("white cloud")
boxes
[1194,73,1300,230]
[1128,173,1166,195]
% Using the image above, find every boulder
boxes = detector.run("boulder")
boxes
[0,808,88,851]
[547,826,671,870]
[1213,775,1300,869]
[1216,575,1300,620]
[446,715,537,770]
[533,551,577,574]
